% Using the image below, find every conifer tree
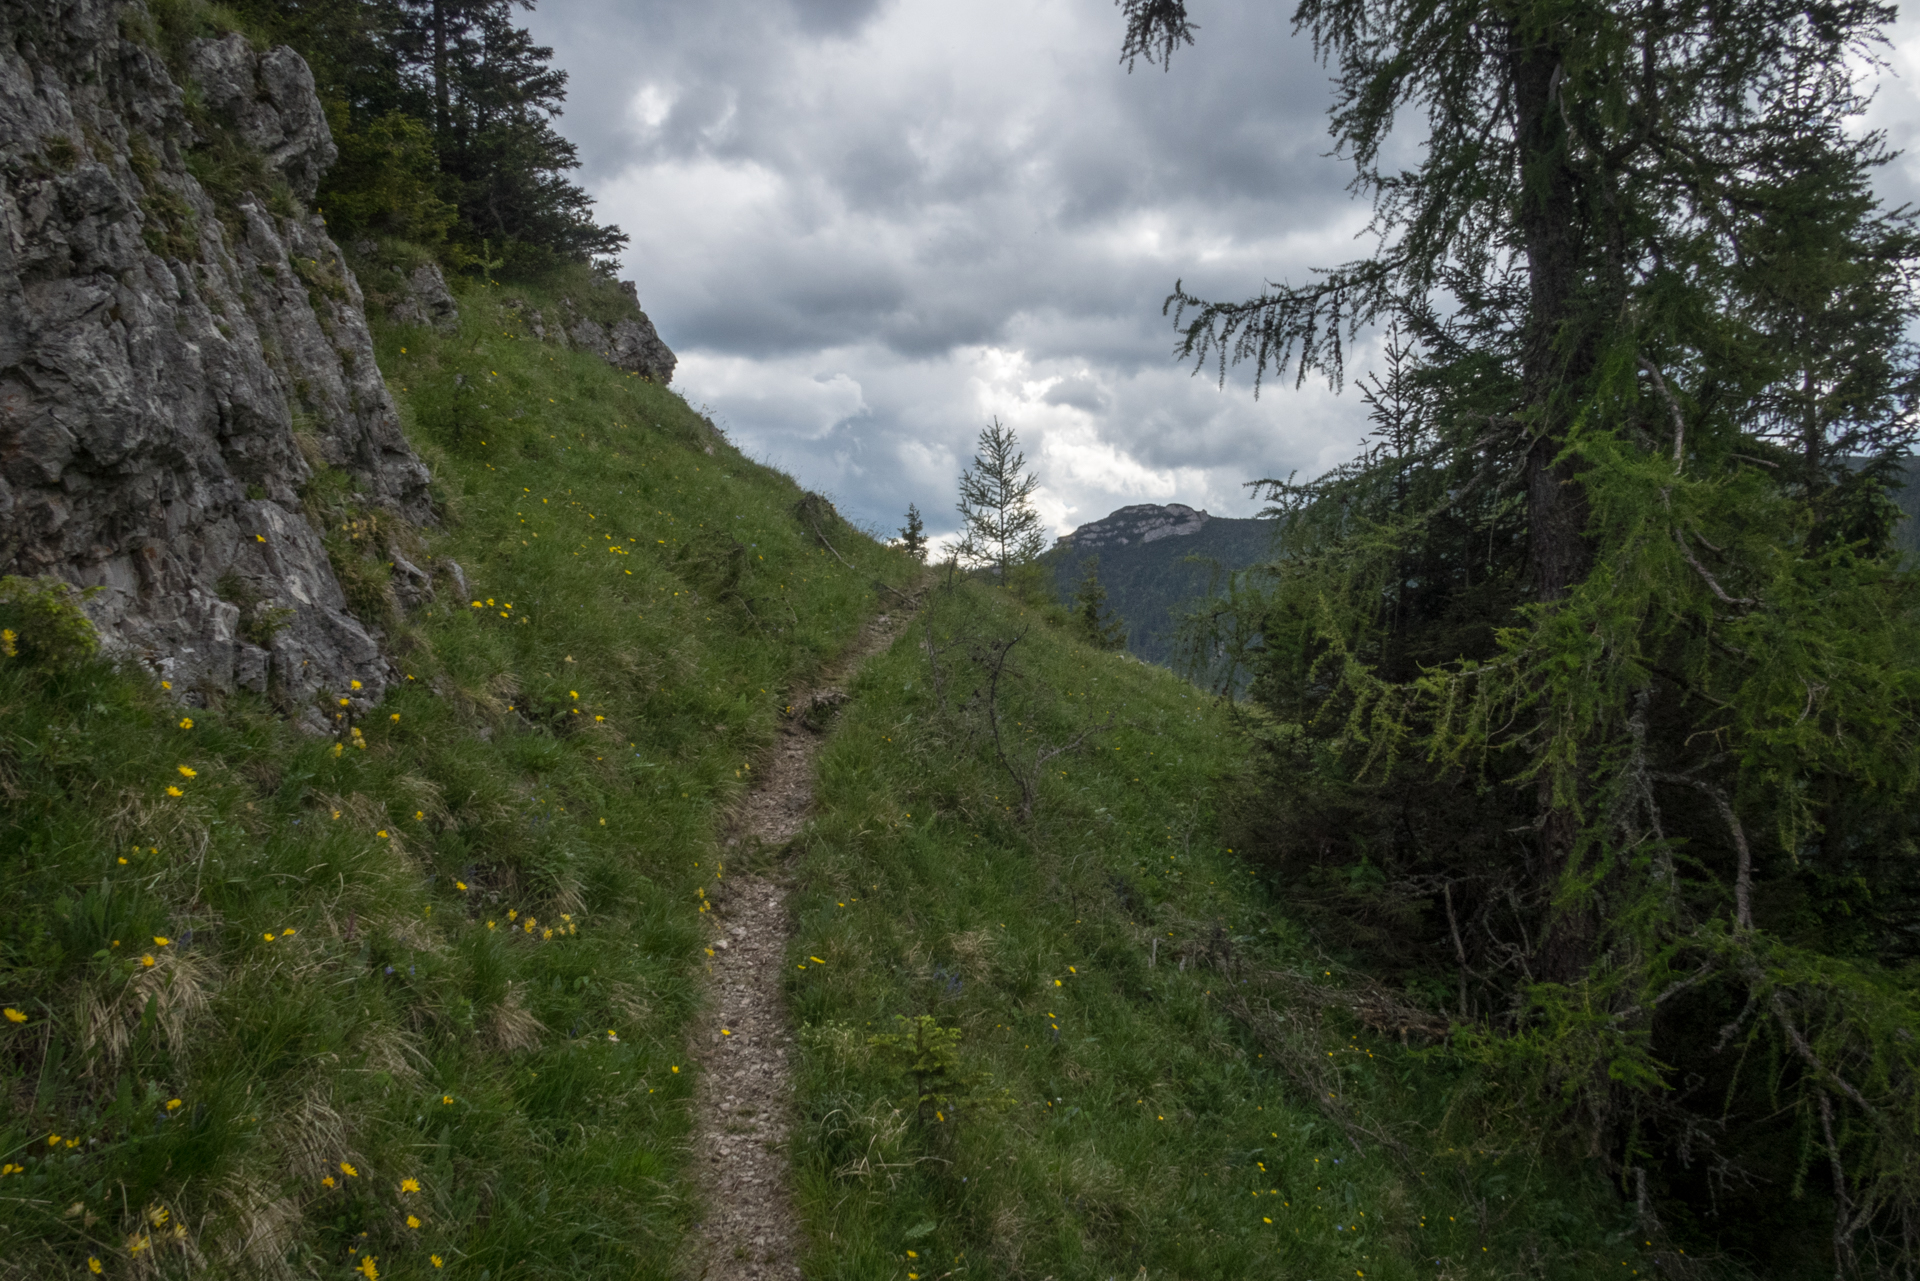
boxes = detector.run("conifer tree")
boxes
[955,419,1047,585]
[1072,557,1127,651]
[898,503,928,562]
[1127,0,1920,1261]
[237,0,626,265]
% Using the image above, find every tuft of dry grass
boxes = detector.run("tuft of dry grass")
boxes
[489,981,545,1053]
[83,950,219,1070]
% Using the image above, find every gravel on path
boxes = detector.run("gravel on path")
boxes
[685,603,916,1279]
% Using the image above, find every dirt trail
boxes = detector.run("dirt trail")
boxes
[685,602,915,1280]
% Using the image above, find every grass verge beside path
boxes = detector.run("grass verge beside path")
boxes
[0,270,911,1278]
[786,579,1664,1281]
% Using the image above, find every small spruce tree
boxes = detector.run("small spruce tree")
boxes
[1071,557,1127,651]
[898,503,928,561]
[955,418,1047,585]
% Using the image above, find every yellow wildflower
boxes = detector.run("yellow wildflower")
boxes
[340,1162,358,1178]
[350,680,362,690]
[442,1095,454,1105]
[165,1099,182,1111]
[154,936,170,946]
[176,766,195,779]
[405,1215,421,1230]
[390,713,400,722]
[432,1256,443,1268]
[3,1008,26,1024]
[89,1259,103,1274]
[167,786,184,797]
[400,1178,420,1194]
[178,717,192,729]
[140,955,156,967]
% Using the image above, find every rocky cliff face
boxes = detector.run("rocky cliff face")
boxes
[1054,503,1211,551]
[0,6,431,717]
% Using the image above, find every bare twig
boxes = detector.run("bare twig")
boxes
[1651,772,1752,929]
[1675,531,1755,608]
[810,520,854,570]
[1819,1092,1854,1281]
[1443,881,1470,1019]
[1638,356,1688,469]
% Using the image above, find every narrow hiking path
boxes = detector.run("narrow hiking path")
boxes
[685,600,917,1280]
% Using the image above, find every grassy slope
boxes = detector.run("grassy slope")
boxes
[786,581,1663,1281]
[0,269,910,1279]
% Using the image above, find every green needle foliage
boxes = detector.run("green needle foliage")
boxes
[1129,0,1920,1269]
[1070,556,1129,652]
[956,418,1048,587]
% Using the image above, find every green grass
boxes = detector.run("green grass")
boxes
[0,270,911,1279]
[784,579,1668,1280]
[4,260,1685,1280]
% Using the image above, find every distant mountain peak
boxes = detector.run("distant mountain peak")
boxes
[1055,503,1211,551]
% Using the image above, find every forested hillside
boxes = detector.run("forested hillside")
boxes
[1042,506,1272,670]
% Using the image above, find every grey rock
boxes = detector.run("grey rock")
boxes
[1054,503,1212,551]
[388,261,458,331]
[606,314,676,385]
[186,33,337,203]
[566,299,675,385]
[567,316,609,354]
[0,1,430,712]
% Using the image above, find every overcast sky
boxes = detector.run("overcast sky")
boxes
[525,0,1920,546]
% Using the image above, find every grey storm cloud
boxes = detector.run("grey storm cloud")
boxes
[523,0,1920,542]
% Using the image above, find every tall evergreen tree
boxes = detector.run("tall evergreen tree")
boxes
[391,0,626,265]
[956,419,1048,586]
[1072,557,1128,651]
[236,0,626,264]
[898,503,928,562]
[1127,0,1920,1263]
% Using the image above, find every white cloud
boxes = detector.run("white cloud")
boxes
[527,0,1920,542]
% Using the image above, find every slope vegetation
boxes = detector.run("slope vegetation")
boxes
[0,268,908,1279]
[783,582,1656,1280]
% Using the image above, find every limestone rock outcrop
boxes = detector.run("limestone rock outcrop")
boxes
[388,261,460,332]
[0,0,431,714]
[565,283,676,385]
[1054,503,1212,551]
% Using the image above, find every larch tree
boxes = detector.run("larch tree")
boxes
[1126,0,1920,1265]
[956,419,1048,586]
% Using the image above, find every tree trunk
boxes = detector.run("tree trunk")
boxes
[432,0,449,138]
[1509,27,1600,984]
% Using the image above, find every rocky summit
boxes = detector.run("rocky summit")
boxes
[1053,501,1212,550]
